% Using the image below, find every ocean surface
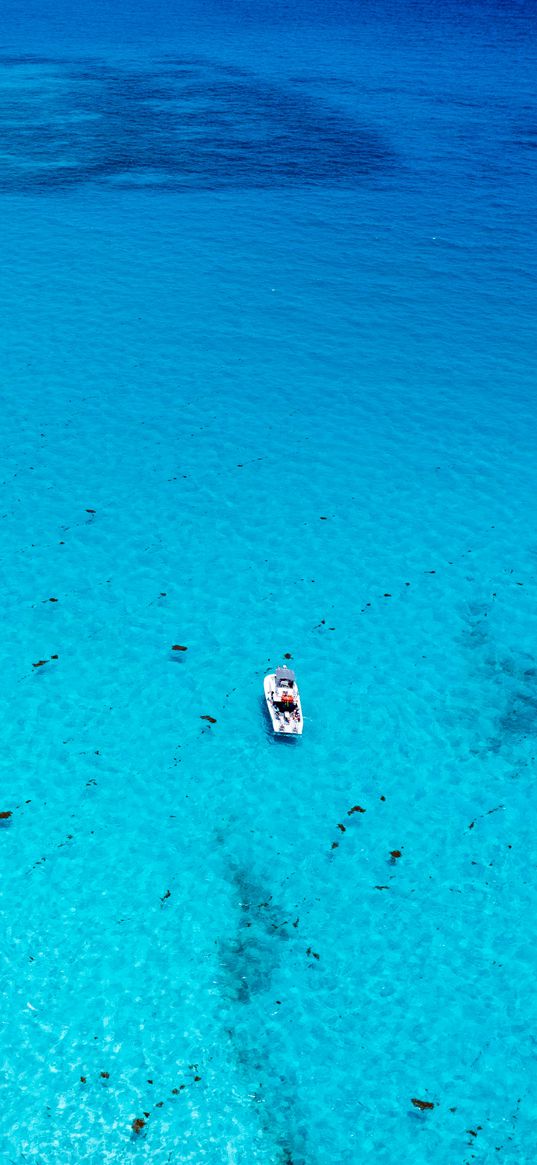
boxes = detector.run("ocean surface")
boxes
[0,1,536,1161]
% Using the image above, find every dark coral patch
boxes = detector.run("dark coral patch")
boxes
[0,59,395,197]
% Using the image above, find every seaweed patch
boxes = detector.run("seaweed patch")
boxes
[468,804,504,830]
[0,57,395,195]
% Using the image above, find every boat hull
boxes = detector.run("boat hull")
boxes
[263,674,303,735]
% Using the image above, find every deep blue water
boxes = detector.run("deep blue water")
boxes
[0,1,536,1162]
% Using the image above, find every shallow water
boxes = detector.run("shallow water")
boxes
[0,1,536,1161]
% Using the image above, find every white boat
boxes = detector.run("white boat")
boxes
[264,666,303,735]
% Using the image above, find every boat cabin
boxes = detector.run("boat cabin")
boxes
[273,666,297,709]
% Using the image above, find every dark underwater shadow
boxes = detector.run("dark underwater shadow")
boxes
[0,53,397,194]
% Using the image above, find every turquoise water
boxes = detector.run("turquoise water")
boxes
[1,2,536,1161]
